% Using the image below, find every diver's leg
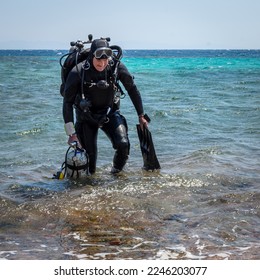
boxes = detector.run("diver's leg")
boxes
[75,122,98,174]
[102,112,130,173]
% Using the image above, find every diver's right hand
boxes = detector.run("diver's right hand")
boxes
[68,134,82,149]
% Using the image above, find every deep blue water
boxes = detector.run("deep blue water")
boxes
[0,49,259,260]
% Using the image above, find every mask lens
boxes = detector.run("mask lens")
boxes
[94,48,113,59]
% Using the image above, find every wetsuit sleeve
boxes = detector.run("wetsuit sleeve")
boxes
[117,62,144,116]
[62,66,81,123]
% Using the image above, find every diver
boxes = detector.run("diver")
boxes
[63,38,148,175]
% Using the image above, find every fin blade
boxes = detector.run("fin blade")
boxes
[136,124,161,170]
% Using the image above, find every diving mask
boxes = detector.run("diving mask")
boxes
[93,47,113,59]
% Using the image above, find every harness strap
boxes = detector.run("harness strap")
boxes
[66,163,88,171]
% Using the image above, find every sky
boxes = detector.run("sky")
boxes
[0,0,259,49]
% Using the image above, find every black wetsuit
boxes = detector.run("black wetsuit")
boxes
[63,58,144,174]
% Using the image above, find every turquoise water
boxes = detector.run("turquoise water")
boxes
[0,49,259,259]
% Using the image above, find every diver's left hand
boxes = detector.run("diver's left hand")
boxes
[139,115,149,130]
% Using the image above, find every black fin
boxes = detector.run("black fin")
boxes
[136,124,161,171]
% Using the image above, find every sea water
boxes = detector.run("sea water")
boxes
[0,49,259,259]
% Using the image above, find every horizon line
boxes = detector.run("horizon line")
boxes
[0,48,260,51]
